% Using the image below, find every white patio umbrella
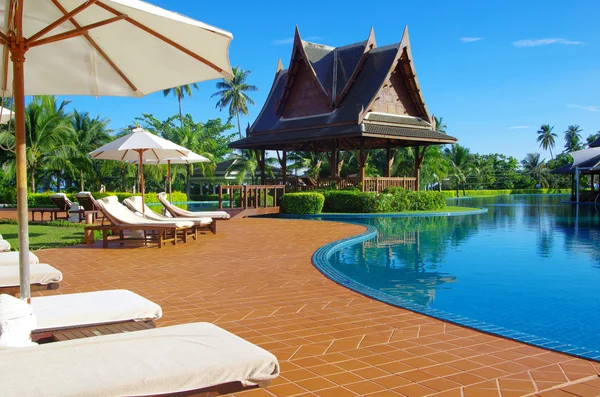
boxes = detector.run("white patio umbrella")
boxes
[90,127,192,211]
[134,152,210,203]
[0,105,13,124]
[0,0,233,301]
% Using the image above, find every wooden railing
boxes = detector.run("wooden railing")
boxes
[363,177,416,193]
[218,185,286,209]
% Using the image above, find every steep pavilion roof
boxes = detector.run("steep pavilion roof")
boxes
[231,26,457,151]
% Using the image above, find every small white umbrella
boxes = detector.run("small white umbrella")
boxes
[1,0,233,302]
[135,152,210,203]
[90,127,192,211]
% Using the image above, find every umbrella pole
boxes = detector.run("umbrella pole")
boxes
[168,160,172,203]
[139,150,145,214]
[11,4,31,303]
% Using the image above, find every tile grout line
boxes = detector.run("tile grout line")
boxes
[521,374,600,397]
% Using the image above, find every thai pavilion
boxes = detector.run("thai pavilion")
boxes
[229,26,458,192]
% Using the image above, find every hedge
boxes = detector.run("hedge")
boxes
[24,191,188,210]
[320,189,446,213]
[281,193,325,214]
[189,194,226,201]
[442,189,571,198]
[323,190,378,213]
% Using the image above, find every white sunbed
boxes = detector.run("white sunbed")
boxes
[158,192,229,234]
[0,263,62,290]
[123,196,212,232]
[0,239,9,252]
[31,289,162,333]
[0,322,280,397]
[90,196,196,248]
[0,251,40,266]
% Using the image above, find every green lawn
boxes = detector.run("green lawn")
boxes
[400,205,482,214]
[0,221,86,251]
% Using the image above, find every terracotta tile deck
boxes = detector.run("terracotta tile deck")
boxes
[30,218,600,397]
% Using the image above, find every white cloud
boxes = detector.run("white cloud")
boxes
[460,37,484,43]
[508,126,530,129]
[566,104,599,112]
[513,38,582,47]
[271,36,325,45]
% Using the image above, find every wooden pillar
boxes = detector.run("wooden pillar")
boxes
[281,151,287,183]
[260,149,266,185]
[359,137,366,192]
[414,145,425,191]
[385,140,393,177]
[329,142,336,178]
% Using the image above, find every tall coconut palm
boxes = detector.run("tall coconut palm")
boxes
[211,66,258,138]
[163,84,199,127]
[536,124,557,159]
[434,116,447,133]
[444,144,472,196]
[71,110,111,191]
[564,125,583,153]
[521,153,549,188]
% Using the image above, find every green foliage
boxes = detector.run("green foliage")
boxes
[189,194,226,201]
[212,66,258,138]
[281,193,325,214]
[442,189,570,198]
[323,190,378,213]
[24,191,188,209]
[0,221,87,250]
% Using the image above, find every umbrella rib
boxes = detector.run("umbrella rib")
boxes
[28,0,99,44]
[48,0,138,93]
[0,3,14,92]
[151,149,159,160]
[95,1,224,74]
[27,15,127,48]
[120,149,129,161]
[0,31,8,45]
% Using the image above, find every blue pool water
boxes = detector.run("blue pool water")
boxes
[326,195,600,358]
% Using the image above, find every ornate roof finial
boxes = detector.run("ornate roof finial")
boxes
[276,58,284,73]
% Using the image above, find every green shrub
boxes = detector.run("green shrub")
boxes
[189,194,227,201]
[281,193,325,214]
[377,189,445,212]
[442,189,570,198]
[26,191,188,210]
[510,188,570,194]
[323,190,377,213]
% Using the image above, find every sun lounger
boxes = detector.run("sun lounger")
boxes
[0,322,280,397]
[47,193,72,221]
[123,196,213,237]
[158,192,229,234]
[30,290,161,340]
[0,263,62,295]
[74,191,102,222]
[0,234,9,252]
[86,196,195,248]
[0,251,39,266]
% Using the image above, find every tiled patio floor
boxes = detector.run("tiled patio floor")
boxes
[32,218,600,397]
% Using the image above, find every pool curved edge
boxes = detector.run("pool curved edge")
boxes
[311,221,600,363]
[282,207,488,219]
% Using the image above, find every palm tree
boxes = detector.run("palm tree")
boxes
[434,116,447,133]
[521,153,549,188]
[211,66,258,138]
[71,110,112,191]
[536,124,557,159]
[163,84,199,127]
[587,132,600,147]
[444,144,471,196]
[564,125,583,153]
[226,150,276,184]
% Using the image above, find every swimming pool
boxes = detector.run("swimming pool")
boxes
[323,195,600,360]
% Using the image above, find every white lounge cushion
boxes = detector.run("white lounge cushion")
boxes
[49,193,67,199]
[74,191,92,198]
[98,197,194,228]
[0,263,62,288]
[0,240,9,253]
[158,193,230,219]
[0,251,40,266]
[123,198,212,226]
[32,289,162,331]
[0,322,280,397]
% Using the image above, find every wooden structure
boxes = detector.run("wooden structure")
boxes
[218,185,285,218]
[552,137,600,202]
[230,26,457,191]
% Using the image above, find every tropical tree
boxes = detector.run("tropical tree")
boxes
[163,84,199,127]
[288,151,326,179]
[564,125,583,153]
[434,116,447,133]
[212,66,258,138]
[586,132,600,148]
[536,124,557,159]
[521,153,549,188]
[444,144,472,196]
[70,110,112,191]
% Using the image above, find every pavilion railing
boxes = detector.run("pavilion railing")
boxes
[218,185,285,209]
[264,176,417,193]
[363,177,416,193]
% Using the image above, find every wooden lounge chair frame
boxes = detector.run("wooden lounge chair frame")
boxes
[32,318,156,344]
[0,282,60,296]
[85,198,196,248]
[74,192,103,222]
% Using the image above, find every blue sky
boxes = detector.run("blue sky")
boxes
[64,0,600,162]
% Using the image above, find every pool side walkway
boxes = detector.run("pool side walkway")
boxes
[33,218,600,397]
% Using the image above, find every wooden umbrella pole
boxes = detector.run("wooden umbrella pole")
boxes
[139,150,145,214]
[168,160,172,204]
[12,0,31,303]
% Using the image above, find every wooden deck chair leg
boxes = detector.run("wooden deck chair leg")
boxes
[102,230,108,249]
[172,229,177,246]
[157,230,163,248]
[119,230,125,246]
[211,220,217,234]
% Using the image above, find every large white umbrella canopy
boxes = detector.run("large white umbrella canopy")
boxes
[0,0,233,301]
[90,127,192,211]
[132,152,210,203]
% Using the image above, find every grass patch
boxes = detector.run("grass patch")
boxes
[400,206,481,214]
[0,220,86,251]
